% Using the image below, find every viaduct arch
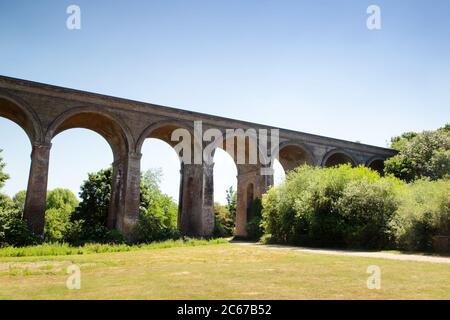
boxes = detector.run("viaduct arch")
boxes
[0,76,397,238]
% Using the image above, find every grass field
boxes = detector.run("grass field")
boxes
[0,241,449,300]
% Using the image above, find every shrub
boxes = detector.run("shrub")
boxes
[394,179,450,251]
[0,194,38,247]
[213,203,234,237]
[335,178,400,249]
[262,165,403,249]
[136,171,179,243]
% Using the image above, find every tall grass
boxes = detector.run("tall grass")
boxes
[0,238,229,257]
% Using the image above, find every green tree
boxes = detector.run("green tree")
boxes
[0,149,9,190]
[46,188,79,212]
[12,190,26,211]
[385,124,450,181]
[72,168,112,227]
[70,167,178,243]
[44,189,79,242]
[0,151,36,246]
[67,168,114,243]
[213,202,234,237]
[225,186,237,219]
[137,169,178,242]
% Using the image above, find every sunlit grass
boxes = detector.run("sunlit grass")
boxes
[0,242,449,299]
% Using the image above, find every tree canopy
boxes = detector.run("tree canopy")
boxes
[0,149,9,190]
[384,124,450,181]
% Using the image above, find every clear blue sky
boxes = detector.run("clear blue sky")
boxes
[0,0,449,203]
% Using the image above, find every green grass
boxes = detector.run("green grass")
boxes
[0,242,449,299]
[0,238,228,257]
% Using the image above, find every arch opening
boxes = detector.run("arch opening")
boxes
[0,117,32,199]
[141,138,181,205]
[277,144,314,172]
[0,97,38,143]
[48,111,130,160]
[213,147,237,205]
[272,158,286,186]
[324,151,355,167]
[47,128,114,196]
[368,159,385,175]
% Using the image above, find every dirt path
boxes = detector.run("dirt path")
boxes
[232,242,450,264]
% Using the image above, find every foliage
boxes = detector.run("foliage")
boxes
[262,164,450,252]
[0,238,229,257]
[334,179,399,248]
[12,190,26,211]
[213,202,234,237]
[262,165,403,249]
[0,152,37,247]
[136,169,179,242]
[393,179,450,251]
[211,186,236,238]
[67,168,114,244]
[0,149,9,190]
[385,125,450,181]
[225,186,237,220]
[72,168,112,227]
[44,189,79,242]
[0,194,37,247]
[68,167,179,244]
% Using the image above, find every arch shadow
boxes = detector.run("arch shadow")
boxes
[46,107,133,160]
[321,149,356,167]
[0,91,43,144]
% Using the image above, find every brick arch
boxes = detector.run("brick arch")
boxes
[45,107,133,160]
[321,149,356,167]
[273,141,315,172]
[205,129,271,167]
[0,91,43,144]
[366,156,385,175]
[135,120,196,155]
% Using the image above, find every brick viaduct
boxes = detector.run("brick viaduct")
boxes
[0,76,396,239]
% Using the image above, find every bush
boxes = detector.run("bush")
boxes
[393,179,450,251]
[136,171,179,243]
[335,179,399,249]
[213,203,234,237]
[0,194,38,247]
[262,165,403,249]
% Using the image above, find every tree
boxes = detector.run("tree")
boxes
[44,189,79,242]
[213,202,234,237]
[0,149,9,190]
[70,167,179,243]
[67,168,114,243]
[225,186,237,219]
[137,169,178,242]
[46,188,79,212]
[72,168,112,227]
[12,190,26,211]
[0,152,36,246]
[384,124,450,181]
